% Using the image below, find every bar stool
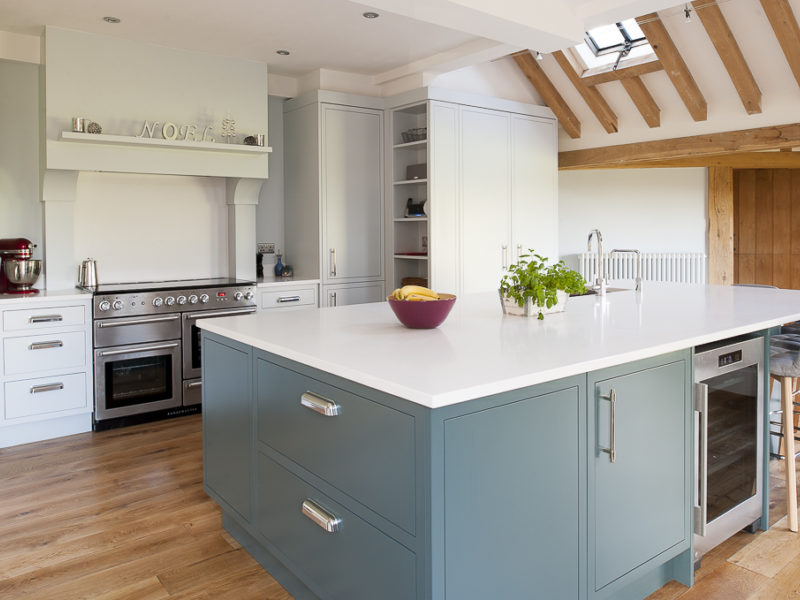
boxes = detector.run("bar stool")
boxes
[770,333,800,532]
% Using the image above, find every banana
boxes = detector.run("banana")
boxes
[399,285,439,300]
[391,288,404,300]
[405,293,437,302]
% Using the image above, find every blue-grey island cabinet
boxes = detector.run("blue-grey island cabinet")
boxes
[201,330,693,600]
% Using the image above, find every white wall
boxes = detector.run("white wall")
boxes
[73,173,228,283]
[256,96,285,272]
[0,59,42,255]
[558,168,707,263]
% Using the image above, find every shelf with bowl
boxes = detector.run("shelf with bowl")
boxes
[389,100,429,291]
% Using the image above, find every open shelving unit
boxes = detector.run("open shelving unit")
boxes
[390,102,429,289]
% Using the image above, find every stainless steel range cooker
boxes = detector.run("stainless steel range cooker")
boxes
[84,278,256,429]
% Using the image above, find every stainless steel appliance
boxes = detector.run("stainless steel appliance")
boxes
[78,258,98,288]
[694,336,764,563]
[86,278,256,429]
[0,238,42,294]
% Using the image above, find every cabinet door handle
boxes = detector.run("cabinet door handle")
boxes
[301,499,342,533]
[599,388,616,463]
[330,248,337,277]
[516,244,522,262]
[185,381,203,389]
[694,382,709,536]
[277,295,301,303]
[30,382,64,394]
[29,314,63,324]
[300,391,342,416]
[29,340,63,350]
[502,245,508,270]
[329,291,337,307]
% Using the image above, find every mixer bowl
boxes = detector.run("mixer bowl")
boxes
[4,259,42,289]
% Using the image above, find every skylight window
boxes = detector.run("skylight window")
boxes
[576,19,653,71]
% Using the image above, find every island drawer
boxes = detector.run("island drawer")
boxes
[3,305,86,332]
[256,452,416,600]
[3,331,87,376]
[4,372,87,420]
[256,358,416,534]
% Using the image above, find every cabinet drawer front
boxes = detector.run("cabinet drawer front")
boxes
[3,305,86,332]
[260,287,316,310]
[256,359,415,533]
[4,331,87,375]
[5,372,87,420]
[256,453,415,600]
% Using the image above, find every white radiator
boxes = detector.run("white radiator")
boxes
[577,252,707,285]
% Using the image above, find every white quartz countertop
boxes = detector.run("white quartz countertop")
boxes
[199,283,800,408]
[0,288,92,306]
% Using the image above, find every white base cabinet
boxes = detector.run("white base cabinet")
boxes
[322,282,385,307]
[0,295,93,448]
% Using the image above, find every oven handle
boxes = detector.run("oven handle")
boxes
[183,307,256,320]
[694,382,709,537]
[97,315,181,328]
[98,342,180,357]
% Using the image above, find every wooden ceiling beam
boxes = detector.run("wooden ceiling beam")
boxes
[636,13,708,121]
[620,76,660,128]
[580,56,664,86]
[760,0,800,88]
[552,51,618,134]
[694,1,761,114]
[558,122,800,169]
[512,51,581,139]
[561,152,800,169]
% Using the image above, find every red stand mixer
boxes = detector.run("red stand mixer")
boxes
[0,238,42,294]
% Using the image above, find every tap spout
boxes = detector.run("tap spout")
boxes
[587,229,606,295]
[610,249,642,292]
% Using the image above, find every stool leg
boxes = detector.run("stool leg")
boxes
[782,376,798,532]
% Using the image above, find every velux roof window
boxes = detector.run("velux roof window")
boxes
[575,18,653,70]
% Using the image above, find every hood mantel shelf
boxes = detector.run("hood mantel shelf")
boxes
[60,131,272,154]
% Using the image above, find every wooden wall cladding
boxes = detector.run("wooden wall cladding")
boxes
[734,169,800,288]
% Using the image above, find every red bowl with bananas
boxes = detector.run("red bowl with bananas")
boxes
[387,285,456,329]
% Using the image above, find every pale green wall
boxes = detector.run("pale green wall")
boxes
[0,59,42,253]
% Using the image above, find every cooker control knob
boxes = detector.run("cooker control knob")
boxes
[112,300,124,311]
[152,297,164,307]
[98,300,111,312]
[244,291,254,300]
[234,291,243,301]
[165,296,175,306]
[177,295,187,305]
[199,294,209,304]
[188,295,198,304]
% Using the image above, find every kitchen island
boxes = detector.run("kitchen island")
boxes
[199,283,800,600]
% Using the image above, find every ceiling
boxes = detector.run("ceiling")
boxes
[0,0,688,80]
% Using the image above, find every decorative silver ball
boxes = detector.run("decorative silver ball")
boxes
[243,135,257,146]
[86,121,102,134]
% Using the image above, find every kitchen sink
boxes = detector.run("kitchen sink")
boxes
[570,287,631,296]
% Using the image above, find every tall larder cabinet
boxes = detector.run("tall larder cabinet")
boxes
[284,91,385,307]
[385,89,558,296]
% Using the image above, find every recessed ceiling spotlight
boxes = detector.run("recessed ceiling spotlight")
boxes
[535,51,544,60]
[276,49,290,56]
[362,11,380,19]
[103,16,121,24]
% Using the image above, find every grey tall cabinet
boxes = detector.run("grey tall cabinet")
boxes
[284,91,385,307]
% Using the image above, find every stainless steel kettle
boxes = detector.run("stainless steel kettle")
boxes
[78,258,98,288]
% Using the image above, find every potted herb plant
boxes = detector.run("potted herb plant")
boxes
[499,252,587,319]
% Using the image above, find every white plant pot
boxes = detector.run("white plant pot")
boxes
[499,289,569,317]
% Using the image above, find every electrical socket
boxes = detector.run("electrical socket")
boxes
[422,236,428,250]
[257,243,275,254]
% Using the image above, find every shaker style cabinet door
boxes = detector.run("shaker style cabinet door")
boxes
[510,114,558,263]
[321,104,384,284]
[458,106,511,295]
[589,359,689,598]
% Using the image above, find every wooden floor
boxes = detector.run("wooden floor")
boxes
[0,415,292,600]
[2,414,800,600]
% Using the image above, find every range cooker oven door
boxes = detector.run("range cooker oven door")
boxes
[693,337,764,560]
[182,307,257,381]
[94,340,182,421]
